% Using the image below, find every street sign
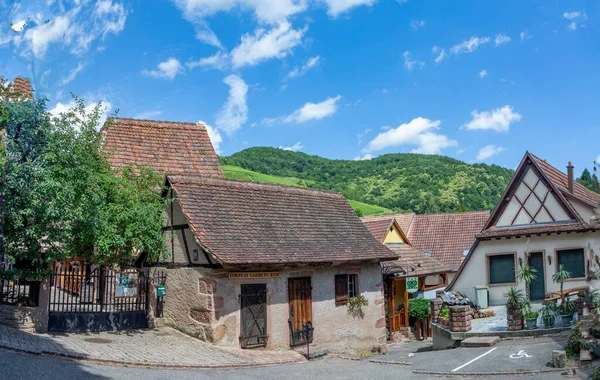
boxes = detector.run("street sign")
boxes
[156,285,166,297]
[406,276,419,293]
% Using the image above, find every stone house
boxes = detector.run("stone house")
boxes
[449,152,600,306]
[159,175,398,354]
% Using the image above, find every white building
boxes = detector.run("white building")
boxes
[449,152,600,305]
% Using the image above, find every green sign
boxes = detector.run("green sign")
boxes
[406,277,419,293]
[156,285,166,297]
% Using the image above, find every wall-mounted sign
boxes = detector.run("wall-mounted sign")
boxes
[406,276,419,293]
[228,272,281,279]
[156,285,166,297]
[115,272,139,298]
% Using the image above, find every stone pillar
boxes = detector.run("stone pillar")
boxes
[431,298,443,324]
[31,278,50,333]
[506,303,522,331]
[449,305,471,332]
[146,273,158,328]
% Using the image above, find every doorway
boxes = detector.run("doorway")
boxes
[288,277,313,346]
[528,251,545,301]
[239,284,268,348]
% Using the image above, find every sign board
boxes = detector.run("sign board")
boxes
[156,285,166,297]
[115,272,139,298]
[406,276,419,293]
[228,272,281,280]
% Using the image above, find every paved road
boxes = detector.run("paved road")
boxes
[0,344,583,380]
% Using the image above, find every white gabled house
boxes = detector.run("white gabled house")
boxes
[449,152,600,306]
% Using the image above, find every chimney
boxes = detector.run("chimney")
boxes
[567,162,574,194]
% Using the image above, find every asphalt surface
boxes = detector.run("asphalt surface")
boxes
[0,334,587,380]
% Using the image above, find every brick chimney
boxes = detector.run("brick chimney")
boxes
[567,162,574,194]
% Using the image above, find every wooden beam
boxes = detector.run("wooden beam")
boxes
[161,224,189,231]
[403,280,409,328]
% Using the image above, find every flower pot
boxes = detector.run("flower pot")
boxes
[525,317,538,330]
[561,314,573,326]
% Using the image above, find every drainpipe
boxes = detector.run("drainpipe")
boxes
[567,162,574,194]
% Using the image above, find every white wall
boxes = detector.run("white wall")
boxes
[452,231,600,305]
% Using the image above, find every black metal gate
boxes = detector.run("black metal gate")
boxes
[48,264,148,332]
[239,284,268,348]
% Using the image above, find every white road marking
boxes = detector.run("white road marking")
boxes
[451,348,497,372]
[510,350,532,359]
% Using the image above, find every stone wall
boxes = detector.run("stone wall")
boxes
[160,263,386,355]
[449,305,471,332]
[0,278,50,333]
[430,297,443,324]
[506,303,522,331]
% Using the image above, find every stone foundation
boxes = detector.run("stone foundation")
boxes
[430,298,443,324]
[449,305,471,332]
[506,304,522,331]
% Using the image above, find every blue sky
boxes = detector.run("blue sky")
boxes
[1,0,599,174]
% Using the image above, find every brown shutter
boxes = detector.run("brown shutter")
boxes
[335,275,348,305]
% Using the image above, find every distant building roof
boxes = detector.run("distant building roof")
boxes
[2,76,33,101]
[167,176,399,267]
[382,245,451,278]
[102,118,223,177]
[360,215,410,244]
[405,211,490,271]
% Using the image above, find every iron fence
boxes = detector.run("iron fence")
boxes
[154,270,166,318]
[0,278,40,307]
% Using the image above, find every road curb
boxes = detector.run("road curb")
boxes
[368,359,412,366]
[0,342,306,370]
[412,368,577,377]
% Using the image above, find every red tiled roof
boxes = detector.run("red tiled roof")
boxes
[382,245,451,278]
[361,216,394,243]
[476,221,590,240]
[394,213,416,234]
[406,211,490,271]
[102,118,224,177]
[2,77,33,101]
[532,154,600,208]
[168,176,399,266]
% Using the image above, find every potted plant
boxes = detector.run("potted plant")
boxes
[540,301,558,328]
[521,301,539,330]
[408,298,431,339]
[517,263,538,300]
[504,287,525,330]
[552,264,573,326]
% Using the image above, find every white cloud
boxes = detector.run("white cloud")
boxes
[187,51,229,70]
[410,19,425,30]
[520,31,532,41]
[494,34,510,46]
[172,0,307,25]
[279,141,303,151]
[354,153,374,161]
[324,0,377,17]
[133,110,162,119]
[479,69,488,78]
[463,105,522,132]
[193,24,224,49]
[432,46,446,64]
[456,148,465,155]
[49,99,113,129]
[450,36,490,54]
[215,74,248,135]
[286,56,321,79]
[263,95,342,124]
[10,0,127,60]
[231,21,306,68]
[60,62,85,85]
[563,11,587,31]
[476,145,505,161]
[10,20,27,32]
[403,51,424,70]
[199,121,223,154]
[363,117,458,154]
[142,58,184,80]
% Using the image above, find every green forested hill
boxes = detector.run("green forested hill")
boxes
[220,148,514,213]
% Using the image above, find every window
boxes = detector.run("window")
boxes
[424,251,431,256]
[193,249,199,261]
[463,249,470,257]
[335,274,358,305]
[487,254,516,285]
[557,248,585,279]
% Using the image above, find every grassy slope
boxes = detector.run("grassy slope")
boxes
[221,165,392,216]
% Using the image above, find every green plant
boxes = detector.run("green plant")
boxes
[552,264,571,305]
[518,263,538,299]
[592,365,600,380]
[347,295,369,318]
[439,305,449,319]
[504,287,525,306]
[558,296,575,316]
[540,301,558,321]
[565,322,582,357]
[408,298,431,320]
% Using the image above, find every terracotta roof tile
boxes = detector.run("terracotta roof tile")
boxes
[476,221,590,240]
[394,213,416,234]
[382,245,451,278]
[102,118,223,177]
[531,154,600,207]
[361,217,394,244]
[168,176,399,266]
[2,77,33,101]
[406,211,489,271]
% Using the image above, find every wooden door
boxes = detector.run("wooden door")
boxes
[288,277,313,346]
[240,284,268,348]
